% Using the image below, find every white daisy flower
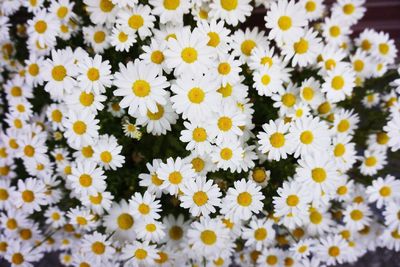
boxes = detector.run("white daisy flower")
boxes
[366,175,400,208]
[242,218,275,250]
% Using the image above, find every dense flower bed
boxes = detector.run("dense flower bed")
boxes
[1,0,400,266]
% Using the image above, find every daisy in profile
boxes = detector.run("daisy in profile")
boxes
[164,28,214,76]
[113,59,169,116]
[187,217,230,258]
[157,157,196,195]
[93,134,125,170]
[103,200,136,241]
[13,178,47,214]
[295,153,340,202]
[273,181,311,229]
[170,73,220,121]
[149,0,190,25]
[121,240,158,266]
[287,116,331,158]
[84,0,117,24]
[116,4,155,39]
[110,25,136,52]
[257,119,294,161]
[63,110,100,149]
[315,235,349,265]
[80,232,115,264]
[67,161,106,196]
[221,179,265,221]
[129,191,161,221]
[366,175,400,208]
[180,176,222,217]
[359,149,387,176]
[209,0,252,26]
[42,49,77,101]
[265,0,307,45]
[180,121,213,156]
[76,54,113,94]
[242,218,275,250]
[343,203,372,231]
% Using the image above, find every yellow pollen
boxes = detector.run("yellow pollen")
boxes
[79,92,94,106]
[294,38,309,54]
[270,132,285,148]
[300,130,314,144]
[311,168,327,183]
[79,174,92,187]
[22,190,35,202]
[73,121,87,135]
[91,242,105,255]
[254,228,267,241]
[192,127,207,142]
[241,40,256,56]
[218,62,231,75]
[128,15,144,30]
[237,192,252,206]
[163,0,180,10]
[132,80,151,97]
[328,246,340,257]
[200,230,217,245]
[331,76,345,90]
[151,50,164,64]
[329,26,341,37]
[52,65,67,81]
[117,213,134,230]
[100,151,112,163]
[220,0,238,11]
[138,203,150,214]
[168,171,182,184]
[188,87,205,104]
[99,0,114,12]
[34,20,47,34]
[135,248,148,260]
[350,209,363,221]
[278,16,292,31]
[181,47,198,63]
[207,32,220,47]
[218,116,232,131]
[193,191,208,206]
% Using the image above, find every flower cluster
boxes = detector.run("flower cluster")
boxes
[0,0,400,266]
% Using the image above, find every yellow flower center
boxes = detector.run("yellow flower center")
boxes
[0,189,9,200]
[151,50,164,64]
[334,143,346,157]
[278,16,292,31]
[331,76,345,90]
[151,174,164,186]
[218,62,231,75]
[163,0,180,10]
[22,190,35,202]
[207,32,220,47]
[191,157,205,172]
[188,87,205,104]
[135,248,148,260]
[52,65,67,81]
[311,168,327,183]
[343,3,355,15]
[200,230,217,245]
[168,171,182,185]
[237,192,252,206]
[329,26,341,37]
[193,191,208,206]
[99,0,114,12]
[7,218,17,229]
[282,93,296,107]
[376,132,389,145]
[337,119,350,132]
[220,0,238,11]
[350,209,363,221]
[79,92,94,106]
[328,246,340,257]
[79,174,92,187]
[252,168,267,183]
[11,86,22,97]
[89,193,103,204]
[86,68,99,81]
[73,121,87,135]
[57,6,68,18]
[261,74,271,86]
[12,253,24,265]
[181,47,198,63]
[353,59,364,72]
[82,146,94,158]
[266,255,278,265]
[169,226,183,240]
[294,38,309,54]
[300,130,313,144]
[286,195,299,206]
[34,20,47,33]
[310,211,322,224]
[138,203,150,214]
[24,145,35,157]
[93,31,105,43]
[337,186,348,195]
[100,151,112,163]
[305,1,316,12]
[28,63,39,76]
[379,186,391,197]
[132,80,151,97]
[128,15,144,30]
[254,228,267,241]
[117,213,134,230]
[220,148,233,160]
[192,127,207,142]
[269,132,285,148]
[240,40,256,56]
[91,242,105,255]
[218,116,232,131]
